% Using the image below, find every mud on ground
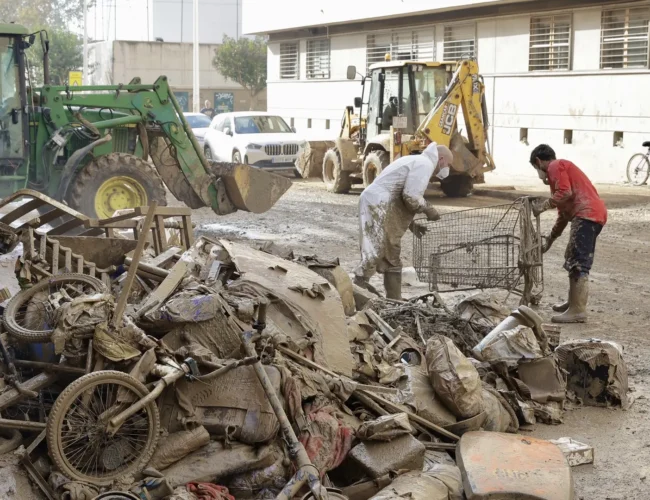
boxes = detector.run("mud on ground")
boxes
[185,180,650,500]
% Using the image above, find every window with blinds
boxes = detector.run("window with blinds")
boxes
[529,14,572,71]
[443,24,476,60]
[280,42,299,79]
[306,39,330,79]
[366,28,435,71]
[600,6,650,69]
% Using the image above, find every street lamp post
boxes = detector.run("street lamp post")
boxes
[83,0,88,85]
[192,0,200,112]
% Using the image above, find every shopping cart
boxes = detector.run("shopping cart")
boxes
[412,197,543,305]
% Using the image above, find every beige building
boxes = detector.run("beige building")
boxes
[88,40,267,113]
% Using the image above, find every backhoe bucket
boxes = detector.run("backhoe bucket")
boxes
[449,132,485,177]
[207,162,292,214]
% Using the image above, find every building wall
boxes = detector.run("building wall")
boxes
[263,2,650,183]
[152,0,245,44]
[242,0,532,35]
[88,41,266,113]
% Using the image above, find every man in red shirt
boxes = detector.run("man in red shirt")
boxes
[530,144,607,323]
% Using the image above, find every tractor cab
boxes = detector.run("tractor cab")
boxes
[348,60,454,148]
[0,24,28,171]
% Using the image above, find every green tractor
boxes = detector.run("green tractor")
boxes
[0,24,290,218]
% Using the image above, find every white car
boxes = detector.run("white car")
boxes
[184,112,212,147]
[202,112,305,175]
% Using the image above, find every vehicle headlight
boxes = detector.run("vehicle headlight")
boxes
[246,143,263,150]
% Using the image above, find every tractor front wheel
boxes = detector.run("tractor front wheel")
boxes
[66,153,167,218]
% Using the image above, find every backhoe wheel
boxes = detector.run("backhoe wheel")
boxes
[440,175,474,197]
[322,148,351,194]
[66,153,167,219]
[47,370,160,485]
[362,150,390,187]
[3,273,107,343]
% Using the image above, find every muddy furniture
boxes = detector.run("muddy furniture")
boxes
[457,431,574,499]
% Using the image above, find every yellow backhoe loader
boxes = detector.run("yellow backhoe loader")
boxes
[319,58,495,197]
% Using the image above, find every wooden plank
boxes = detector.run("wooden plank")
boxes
[148,246,182,267]
[365,309,397,341]
[111,202,157,328]
[135,259,188,318]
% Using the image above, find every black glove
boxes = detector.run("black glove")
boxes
[541,235,555,254]
[409,221,428,238]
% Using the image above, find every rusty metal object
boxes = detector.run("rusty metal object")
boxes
[13,359,86,375]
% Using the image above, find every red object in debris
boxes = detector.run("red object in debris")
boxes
[186,483,235,500]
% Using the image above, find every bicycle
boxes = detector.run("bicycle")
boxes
[626,141,650,185]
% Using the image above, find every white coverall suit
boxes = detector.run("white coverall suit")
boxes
[355,143,439,280]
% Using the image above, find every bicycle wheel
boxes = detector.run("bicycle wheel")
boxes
[3,273,106,343]
[47,370,160,485]
[626,153,650,186]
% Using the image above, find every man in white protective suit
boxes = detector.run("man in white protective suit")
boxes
[353,142,454,300]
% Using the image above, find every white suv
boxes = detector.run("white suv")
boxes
[203,111,305,175]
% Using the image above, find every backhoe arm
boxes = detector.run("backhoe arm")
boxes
[415,60,495,175]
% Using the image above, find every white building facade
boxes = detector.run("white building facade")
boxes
[244,0,650,184]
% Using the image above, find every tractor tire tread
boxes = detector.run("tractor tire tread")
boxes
[66,153,167,218]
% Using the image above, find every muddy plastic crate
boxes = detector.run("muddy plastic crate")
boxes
[412,198,544,304]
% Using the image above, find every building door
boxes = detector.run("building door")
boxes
[174,92,189,112]
[214,92,234,115]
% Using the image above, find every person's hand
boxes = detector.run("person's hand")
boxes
[423,206,440,221]
[409,221,428,238]
[532,199,549,217]
[541,235,555,254]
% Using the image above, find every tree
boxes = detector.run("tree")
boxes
[0,0,87,85]
[213,36,267,110]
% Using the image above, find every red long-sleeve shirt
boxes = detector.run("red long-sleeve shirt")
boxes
[547,159,607,239]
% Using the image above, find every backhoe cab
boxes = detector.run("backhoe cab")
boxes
[321,59,495,197]
[0,24,290,219]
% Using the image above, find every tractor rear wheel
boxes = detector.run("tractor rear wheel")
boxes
[66,153,167,219]
[440,175,474,197]
[362,150,389,187]
[322,148,351,194]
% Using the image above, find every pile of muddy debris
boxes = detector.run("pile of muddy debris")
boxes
[0,193,630,500]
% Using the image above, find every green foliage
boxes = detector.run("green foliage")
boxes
[212,35,267,98]
[0,0,87,85]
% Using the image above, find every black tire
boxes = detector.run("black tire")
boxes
[204,146,214,160]
[440,175,474,197]
[3,274,106,343]
[362,150,390,187]
[626,153,650,186]
[47,370,160,485]
[233,150,242,163]
[66,153,167,219]
[322,148,351,194]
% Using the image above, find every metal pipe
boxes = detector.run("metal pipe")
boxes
[124,257,169,278]
[197,356,258,381]
[0,418,47,431]
[241,331,327,500]
[93,114,144,130]
[13,360,86,375]
[108,366,185,432]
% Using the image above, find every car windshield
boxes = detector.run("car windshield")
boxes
[185,114,211,128]
[234,115,291,134]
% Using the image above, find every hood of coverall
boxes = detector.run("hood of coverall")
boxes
[421,142,440,165]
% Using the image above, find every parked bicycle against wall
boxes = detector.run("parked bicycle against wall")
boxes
[626,141,650,186]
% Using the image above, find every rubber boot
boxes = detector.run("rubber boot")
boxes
[552,276,588,323]
[353,275,380,296]
[552,300,569,313]
[384,269,402,300]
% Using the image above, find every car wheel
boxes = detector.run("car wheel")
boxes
[233,151,242,163]
[204,147,213,160]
